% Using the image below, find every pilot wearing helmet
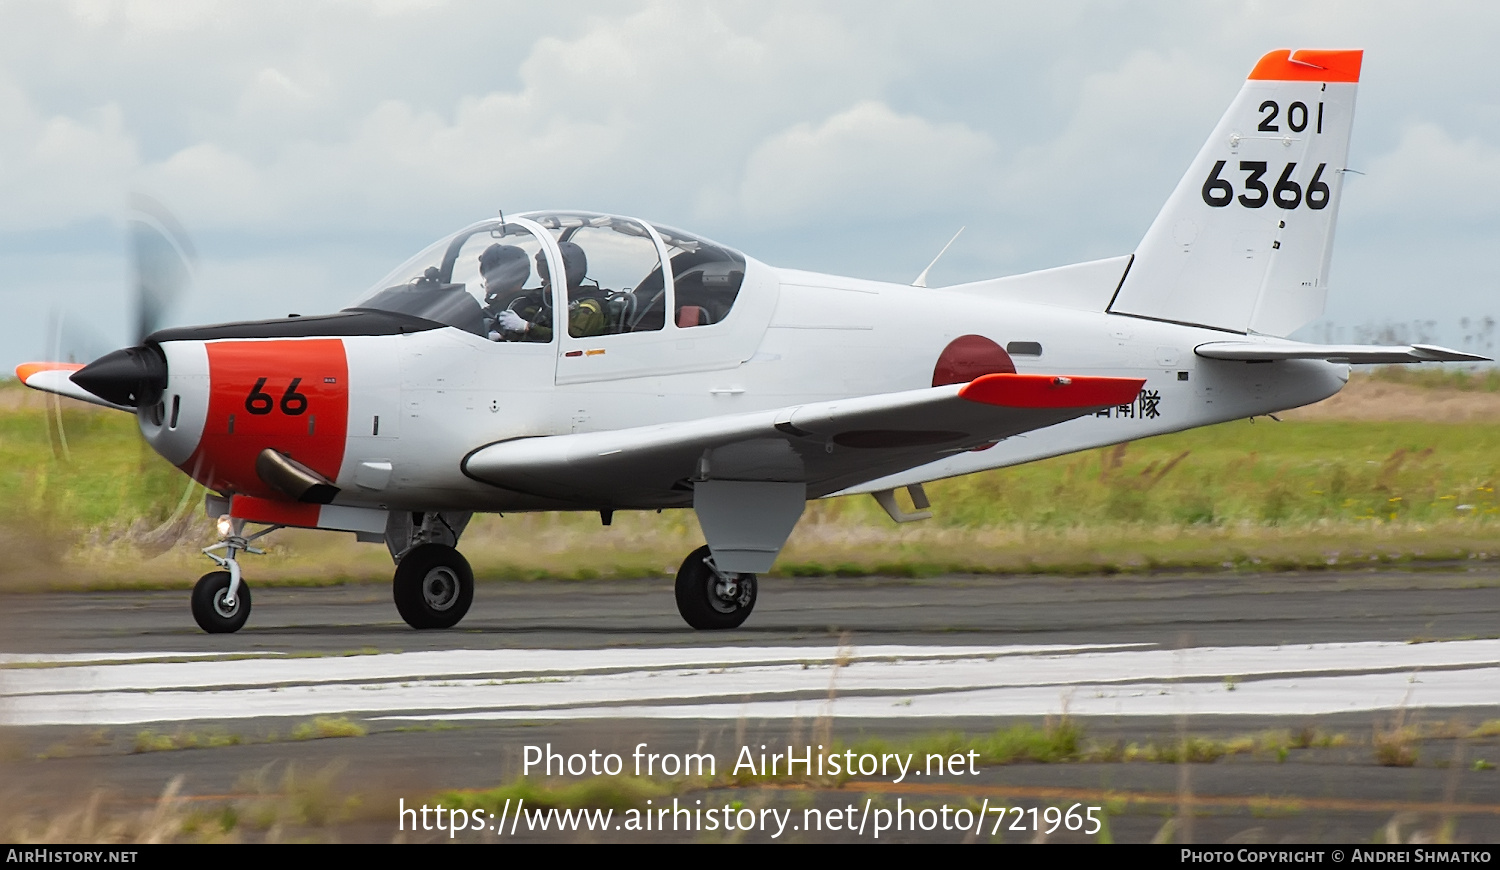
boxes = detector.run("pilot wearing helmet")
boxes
[494,241,606,341]
[478,243,532,341]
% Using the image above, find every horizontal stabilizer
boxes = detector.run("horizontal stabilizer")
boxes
[1194,340,1489,364]
[14,362,135,412]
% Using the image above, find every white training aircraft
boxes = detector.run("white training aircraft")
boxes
[17,48,1485,634]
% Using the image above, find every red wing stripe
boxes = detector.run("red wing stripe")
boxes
[958,373,1146,409]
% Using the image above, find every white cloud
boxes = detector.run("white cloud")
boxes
[1354,122,1500,225]
[1004,50,1226,214]
[0,2,1498,368]
[0,75,137,229]
[737,100,999,221]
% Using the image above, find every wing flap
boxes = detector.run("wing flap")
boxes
[462,373,1145,505]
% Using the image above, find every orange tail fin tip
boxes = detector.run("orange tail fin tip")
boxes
[1249,49,1362,83]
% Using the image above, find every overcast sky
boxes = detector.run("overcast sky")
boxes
[4,0,1497,368]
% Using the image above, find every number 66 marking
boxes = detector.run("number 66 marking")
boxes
[245,377,309,416]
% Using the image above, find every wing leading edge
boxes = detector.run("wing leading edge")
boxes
[462,372,1145,507]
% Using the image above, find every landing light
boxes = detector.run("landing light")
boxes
[216,514,233,538]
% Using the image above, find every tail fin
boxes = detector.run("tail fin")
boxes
[1108,49,1363,336]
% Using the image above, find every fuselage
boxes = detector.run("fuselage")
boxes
[135,226,1347,528]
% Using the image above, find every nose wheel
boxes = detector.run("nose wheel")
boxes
[191,570,252,633]
[393,543,475,629]
[674,544,757,630]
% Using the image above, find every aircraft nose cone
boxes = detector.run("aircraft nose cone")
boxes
[70,345,167,407]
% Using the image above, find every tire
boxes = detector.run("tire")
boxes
[393,544,474,629]
[191,571,251,634]
[674,544,756,630]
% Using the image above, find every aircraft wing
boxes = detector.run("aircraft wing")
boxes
[1195,340,1488,364]
[462,372,1145,505]
[14,362,135,412]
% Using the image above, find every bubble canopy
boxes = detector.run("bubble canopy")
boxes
[347,212,748,338]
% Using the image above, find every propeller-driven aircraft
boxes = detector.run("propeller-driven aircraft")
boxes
[17,48,1485,634]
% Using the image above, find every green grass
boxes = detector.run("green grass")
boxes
[132,728,242,753]
[856,422,1500,530]
[440,776,672,813]
[7,375,1500,587]
[0,396,195,531]
[290,716,368,740]
[1367,365,1500,392]
[838,720,1084,775]
[124,717,365,753]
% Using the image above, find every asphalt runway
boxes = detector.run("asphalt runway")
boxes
[2,569,1498,843]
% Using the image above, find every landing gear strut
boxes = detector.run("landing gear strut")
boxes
[392,543,474,629]
[674,544,757,630]
[193,519,280,634]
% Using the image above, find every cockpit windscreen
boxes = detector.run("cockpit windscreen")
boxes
[347,221,548,339]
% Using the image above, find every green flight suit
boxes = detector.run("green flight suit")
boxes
[504,293,606,341]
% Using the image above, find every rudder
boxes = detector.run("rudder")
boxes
[1108,49,1362,336]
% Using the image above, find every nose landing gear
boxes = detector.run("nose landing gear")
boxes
[192,519,280,634]
[674,544,757,630]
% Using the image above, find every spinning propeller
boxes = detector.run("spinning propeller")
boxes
[68,194,194,408]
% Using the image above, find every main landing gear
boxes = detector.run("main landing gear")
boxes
[392,543,474,629]
[387,511,476,630]
[192,520,279,634]
[674,544,757,630]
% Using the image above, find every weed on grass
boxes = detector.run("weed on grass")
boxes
[290,717,368,740]
[126,719,365,752]
[728,719,1088,787]
[3,760,374,843]
[1368,366,1500,393]
[35,728,114,759]
[131,729,242,754]
[441,775,672,814]
[1468,720,1500,739]
[1084,728,1348,765]
[235,760,363,832]
[1374,721,1421,768]
[1116,736,1229,764]
[1,776,196,844]
[394,721,460,733]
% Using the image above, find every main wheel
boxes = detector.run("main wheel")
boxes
[393,543,474,629]
[191,571,251,634]
[674,545,757,630]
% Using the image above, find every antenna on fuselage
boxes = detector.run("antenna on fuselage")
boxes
[911,226,964,288]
